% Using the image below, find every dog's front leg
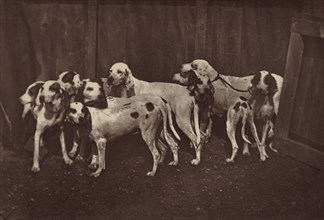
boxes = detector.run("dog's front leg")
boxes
[31,129,42,172]
[259,121,270,160]
[59,126,73,165]
[90,138,106,177]
[68,129,80,158]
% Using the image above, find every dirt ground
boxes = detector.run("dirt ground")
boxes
[1,121,324,220]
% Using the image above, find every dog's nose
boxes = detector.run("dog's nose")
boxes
[79,116,84,123]
[108,76,113,83]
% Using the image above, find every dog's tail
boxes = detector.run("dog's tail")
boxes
[241,107,252,144]
[193,103,201,146]
[160,105,178,147]
[165,103,180,141]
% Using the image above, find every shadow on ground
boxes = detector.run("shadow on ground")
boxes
[1,120,324,220]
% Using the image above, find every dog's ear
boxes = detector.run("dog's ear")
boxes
[208,80,215,94]
[251,71,261,87]
[35,86,44,105]
[191,62,198,70]
[264,73,278,96]
[187,70,199,94]
[61,71,76,85]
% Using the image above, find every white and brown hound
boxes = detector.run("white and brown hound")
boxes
[30,80,73,172]
[70,78,180,166]
[107,62,202,165]
[57,71,83,102]
[173,59,283,139]
[225,96,263,162]
[67,97,177,177]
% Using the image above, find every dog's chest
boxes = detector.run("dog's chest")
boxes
[254,99,274,121]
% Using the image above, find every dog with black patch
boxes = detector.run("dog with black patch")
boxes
[67,97,179,177]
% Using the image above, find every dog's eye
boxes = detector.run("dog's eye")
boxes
[117,70,122,74]
[86,87,94,91]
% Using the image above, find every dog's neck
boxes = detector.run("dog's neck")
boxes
[208,67,221,82]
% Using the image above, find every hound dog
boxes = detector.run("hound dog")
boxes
[225,96,263,162]
[173,59,283,139]
[29,80,73,172]
[66,97,177,177]
[246,70,279,158]
[69,78,180,168]
[107,62,202,165]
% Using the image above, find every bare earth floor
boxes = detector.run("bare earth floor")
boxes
[1,133,324,220]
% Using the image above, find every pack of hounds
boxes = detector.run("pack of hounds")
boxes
[19,59,283,178]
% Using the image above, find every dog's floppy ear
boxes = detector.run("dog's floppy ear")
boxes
[35,86,44,105]
[264,73,278,96]
[124,68,134,91]
[191,62,198,70]
[187,70,199,94]
[74,80,87,102]
[251,71,261,87]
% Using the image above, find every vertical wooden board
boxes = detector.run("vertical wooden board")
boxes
[125,1,196,82]
[55,2,87,76]
[206,1,243,75]
[84,0,98,78]
[163,1,196,80]
[97,0,127,77]
[23,1,59,80]
[289,57,313,139]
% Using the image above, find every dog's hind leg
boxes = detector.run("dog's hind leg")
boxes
[226,113,239,163]
[142,129,160,177]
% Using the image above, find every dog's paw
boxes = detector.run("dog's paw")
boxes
[168,161,178,166]
[64,158,73,165]
[242,150,250,156]
[31,166,40,172]
[68,151,76,158]
[225,158,234,163]
[191,159,200,165]
[146,171,156,177]
[88,163,98,170]
[75,155,85,161]
[89,171,101,178]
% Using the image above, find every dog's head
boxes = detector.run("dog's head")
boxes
[19,81,45,105]
[75,78,108,108]
[173,59,219,85]
[186,70,215,104]
[57,71,83,96]
[107,62,133,88]
[66,102,89,124]
[249,70,278,96]
[36,80,68,112]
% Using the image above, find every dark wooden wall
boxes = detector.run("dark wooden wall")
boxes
[1,0,323,147]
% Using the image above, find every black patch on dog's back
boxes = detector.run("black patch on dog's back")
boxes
[239,96,248,101]
[62,71,76,84]
[145,102,154,112]
[49,82,61,93]
[28,82,44,97]
[233,102,240,113]
[130,112,139,119]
